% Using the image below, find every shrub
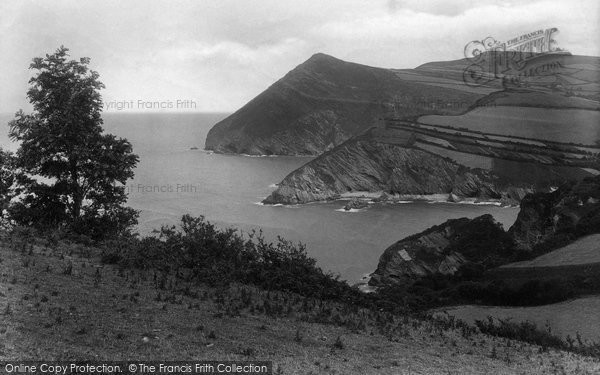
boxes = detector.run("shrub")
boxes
[113,215,368,305]
[475,317,565,350]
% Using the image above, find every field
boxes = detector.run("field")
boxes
[376,119,599,189]
[419,107,600,146]
[438,296,600,343]
[443,235,600,345]
[390,70,499,95]
[503,234,600,268]
[2,233,600,374]
[478,91,600,110]
[415,142,494,170]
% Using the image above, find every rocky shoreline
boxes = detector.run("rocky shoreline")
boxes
[368,175,600,287]
[262,139,534,207]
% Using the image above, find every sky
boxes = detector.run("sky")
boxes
[1,0,599,113]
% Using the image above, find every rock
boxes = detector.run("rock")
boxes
[372,192,390,203]
[508,175,600,250]
[369,176,600,287]
[447,193,461,203]
[263,139,507,205]
[262,131,595,206]
[343,198,368,211]
[369,215,514,286]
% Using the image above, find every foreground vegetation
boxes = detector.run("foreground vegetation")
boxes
[3,225,600,374]
[4,213,600,363]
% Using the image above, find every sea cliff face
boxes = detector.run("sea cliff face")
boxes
[369,214,513,286]
[370,175,600,286]
[509,175,600,250]
[262,137,533,206]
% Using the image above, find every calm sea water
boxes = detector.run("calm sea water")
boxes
[0,112,519,283]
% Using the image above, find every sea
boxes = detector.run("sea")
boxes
[0,112,520,284]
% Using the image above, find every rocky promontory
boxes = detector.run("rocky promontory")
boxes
[509,175,600,251]
[370,175,600,286]
[369,214,514,286]
[262,136,534,206]
[205,53,483,156]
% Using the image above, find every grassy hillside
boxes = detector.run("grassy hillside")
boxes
[205,53,490,156]
[502,234,600,268]
[2,231,600,374]
[419,107,600,146]
[437,296,600,343]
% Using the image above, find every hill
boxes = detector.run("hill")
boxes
[262,118,598,205]
[436,295,600,342]
[501,234,600,268]
[2,230,599,373]
[205,53,489,156]
[259,53,600,205]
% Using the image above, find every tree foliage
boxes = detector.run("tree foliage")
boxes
[0,149,16,226]
[8,46,139,238]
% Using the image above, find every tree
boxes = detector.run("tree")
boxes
[8,46,139,238]
[0,148,16,226]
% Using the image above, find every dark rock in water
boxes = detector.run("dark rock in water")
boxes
[343,198,368,211]
[369,214,514,286]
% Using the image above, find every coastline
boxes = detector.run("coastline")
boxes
[260,190,513,208]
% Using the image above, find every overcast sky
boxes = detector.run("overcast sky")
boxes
[1,0,599,113]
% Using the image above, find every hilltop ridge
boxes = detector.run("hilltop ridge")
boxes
[205,53,486,155]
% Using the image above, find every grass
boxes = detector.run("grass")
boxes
[435,295,600,344]
[419,106,600,146]
[2,231,600,373]
[503,234,600,268]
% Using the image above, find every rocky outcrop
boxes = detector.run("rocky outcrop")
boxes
[263,138,530,205]
[509,175,600,250]
[369,215,514,285]
[343,198,369,211]
[370,175,600,287]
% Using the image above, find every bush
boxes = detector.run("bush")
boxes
[475,317,565,350]
[112,215,367,303]
[73,206,139,241]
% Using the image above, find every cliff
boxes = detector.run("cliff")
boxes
[262,136,524,205]
[262,124,596,205]
[369,214,514,286]
[370,175,600,286]
[509,175,600,251]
